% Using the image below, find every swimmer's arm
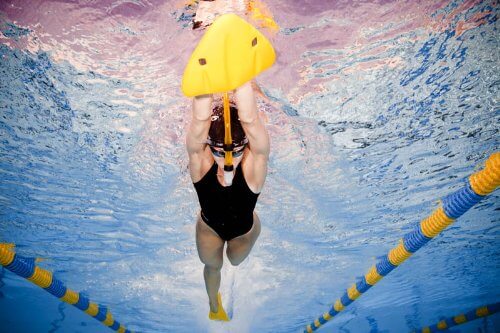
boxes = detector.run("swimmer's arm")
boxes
[186,94,213,156]
[234,82,270,158]
[251,80,271,103]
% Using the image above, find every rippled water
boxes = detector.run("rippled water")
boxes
[0,0,499,332]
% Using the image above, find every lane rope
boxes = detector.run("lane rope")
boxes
[304,152,500,333]
[0,244,132,333]
[411,302,500,332]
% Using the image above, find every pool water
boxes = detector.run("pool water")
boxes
[0,0,499,332]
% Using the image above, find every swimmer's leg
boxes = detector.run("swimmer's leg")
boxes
[226,213,261,266]
[195,217,228,319]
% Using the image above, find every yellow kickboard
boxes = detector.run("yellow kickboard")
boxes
[182,13,276,97]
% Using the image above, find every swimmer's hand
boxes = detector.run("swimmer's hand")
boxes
[208,292,230,321]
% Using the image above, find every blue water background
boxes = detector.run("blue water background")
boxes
[0,0,499,332]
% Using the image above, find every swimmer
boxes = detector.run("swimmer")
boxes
[186,81,270,320]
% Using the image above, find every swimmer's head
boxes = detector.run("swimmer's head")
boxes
[207,103,248,149]
[207,103,248,185]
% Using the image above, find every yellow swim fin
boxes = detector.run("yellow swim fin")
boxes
[208,292,230,321]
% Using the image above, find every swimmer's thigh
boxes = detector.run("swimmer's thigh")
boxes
[226,213,261,265]
[196,216,225,269]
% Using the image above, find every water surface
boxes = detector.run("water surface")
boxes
[0,0,499,332]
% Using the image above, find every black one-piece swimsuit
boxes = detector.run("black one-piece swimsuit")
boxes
[194,162,259,241]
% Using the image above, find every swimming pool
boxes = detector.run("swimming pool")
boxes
[0,0,498,332]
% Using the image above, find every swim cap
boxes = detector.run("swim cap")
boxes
[207,103,248,148]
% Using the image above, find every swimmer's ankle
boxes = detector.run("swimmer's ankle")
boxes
[209,299,218,313]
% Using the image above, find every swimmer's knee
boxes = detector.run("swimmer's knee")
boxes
[228,258,241,267]
[203,260,223,271]
[227,254,244,267]
[229,258,243,266]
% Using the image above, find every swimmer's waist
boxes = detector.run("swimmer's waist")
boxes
[200,209,254,225]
